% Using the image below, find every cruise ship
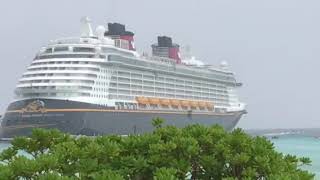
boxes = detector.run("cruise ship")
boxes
[1,17,246,138]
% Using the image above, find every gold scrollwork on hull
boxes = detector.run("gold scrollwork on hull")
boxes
[21,100,46,113]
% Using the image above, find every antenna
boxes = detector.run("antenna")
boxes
[80,16,94,37]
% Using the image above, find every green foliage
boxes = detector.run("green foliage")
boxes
[0,124,315,180]
[154,168,178,180]
[152,117,165,129]
[35,172,75,180]
[89,169,124,180]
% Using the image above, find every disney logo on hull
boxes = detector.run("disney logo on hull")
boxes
[21,100,46,113]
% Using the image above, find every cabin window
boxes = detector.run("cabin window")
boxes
[45,48,53,53]
[73,47,95,53]
[54,46,69,52]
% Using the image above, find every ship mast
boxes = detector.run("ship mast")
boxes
[80,17,94,37]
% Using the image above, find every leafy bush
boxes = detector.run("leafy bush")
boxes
[0,119,314,179]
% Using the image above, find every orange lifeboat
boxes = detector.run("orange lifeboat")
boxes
[198,101,207,108]
[181,100,190,107]
[149,97,160,105]
[205,101,214,109]
[170,99,180,106]
[160,98,171,106]
[136,96,149,104]
[190,101,199,107]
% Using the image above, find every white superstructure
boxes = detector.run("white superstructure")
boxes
[14,18,245,113]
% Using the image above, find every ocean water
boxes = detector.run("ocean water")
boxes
[271,135,320,178]
[0,135,319,178]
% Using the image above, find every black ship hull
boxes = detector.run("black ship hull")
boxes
[0,99,245,138]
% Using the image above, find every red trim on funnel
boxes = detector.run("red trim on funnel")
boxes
[169,47,181,64]
[120,35,135,50]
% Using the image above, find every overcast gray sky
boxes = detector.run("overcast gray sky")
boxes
[0,0,319,129]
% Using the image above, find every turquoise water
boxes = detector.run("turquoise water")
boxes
[0,142,10,150]
[0,135,319,178]
[271,135,320,178]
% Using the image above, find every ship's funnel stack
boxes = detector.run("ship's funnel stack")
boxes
[104,23,135,51]
[152,36,181,64]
